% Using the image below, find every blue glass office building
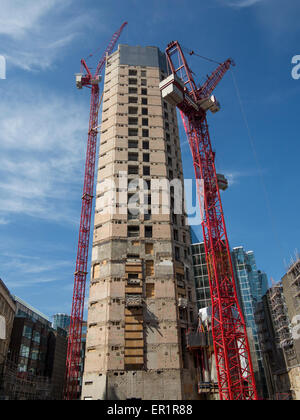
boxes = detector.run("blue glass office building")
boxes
[53,313,71,332]
[231,246,269,397]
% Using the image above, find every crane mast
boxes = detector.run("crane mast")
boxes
[65,22,127,400]
[160,41,258,400]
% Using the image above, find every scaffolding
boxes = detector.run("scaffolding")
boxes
[268,284,293,350]
[0,359,52,400]
[287,258,300,310]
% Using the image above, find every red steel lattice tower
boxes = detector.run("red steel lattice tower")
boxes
[160,41,258,400]
[65,22,127,400]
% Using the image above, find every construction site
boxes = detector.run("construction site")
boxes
[62,22,258,401]
[1,5,299,402]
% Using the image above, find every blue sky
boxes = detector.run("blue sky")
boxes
[0,0,299,320]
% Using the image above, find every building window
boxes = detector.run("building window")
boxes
[31,349,39,360]
[128,140,138,149]
[129,69,137,76]
[141,98,148,105]
[128,211,138,220]
[142,129,149,137]
[144,211,151,221]
[128,117,138,125]
[142,118,148,126]
[22,325,32,339]
[141,79,147,86]
[32,331,40,344]
[141,88,147,95]
[145,226,153,238]
[141,70,147,77]
[128,165,139,175]
[142,108,148,115]
[128,225,140,237]
[143,153,150,163]
[144,179,151,190]
[175,247,180,261]
[142,141,149,150]
[129,107,138,115]
[189,311,194,323]
[128,128,138,136]
[129,97,138,104]
[143,166,150,176]
[20,344,30,358]
[129,87,138,94]
[129,78,137,85]
[144,194,151,205]
[128,152,138,161]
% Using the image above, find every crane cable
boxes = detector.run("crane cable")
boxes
[182,46,222,65]
[186,46,287,273]
[229,69,286,268]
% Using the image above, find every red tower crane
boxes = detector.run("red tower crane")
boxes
[65,22,127,400]
[160,41,258,400]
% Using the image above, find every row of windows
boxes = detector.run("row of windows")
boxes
[194,265,208,277]
[128,225,152,238]
[128,128,149,137]
[128,96,148,105]
[128,87,148,95]
[128,77,147,86]
[128,69,147,77]
[196,287,211,302]
[128,117,149,126]
[128,106,148,115]
[22,325,41,343]
[192,254,207,266]
[19,344,42,361]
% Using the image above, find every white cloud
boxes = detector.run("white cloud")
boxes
[0,217,9,225]
[0,82,90,224]
[225,0,264,7]
[6,277,59,289]
[2,258,72,275]
[0,0,61,39]
[0,0,92,71]
[222,168,266,186]
[221,0,300,42]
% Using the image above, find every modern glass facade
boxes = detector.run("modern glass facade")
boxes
[53,313,70,332]
[9,296,51,376]
[191,242,211,310]
[231,246,269,398]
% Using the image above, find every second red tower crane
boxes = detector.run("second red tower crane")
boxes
[160,41,258,400]
[65,22,127,400]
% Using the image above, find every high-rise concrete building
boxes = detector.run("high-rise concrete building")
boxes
[81,45,199,400]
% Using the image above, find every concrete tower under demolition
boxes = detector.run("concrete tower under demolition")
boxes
[81,45,199,400]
